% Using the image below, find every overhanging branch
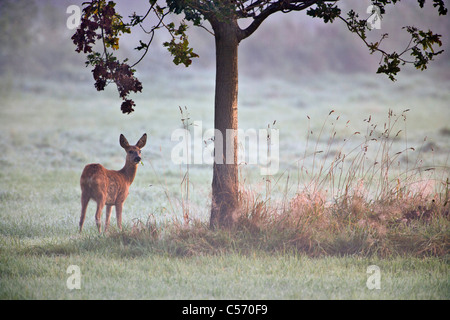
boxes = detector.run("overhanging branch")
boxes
[238,0,336,41]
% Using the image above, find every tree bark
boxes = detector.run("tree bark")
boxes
[209,20,240,229]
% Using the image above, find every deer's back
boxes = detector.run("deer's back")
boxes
[80,163,130,205]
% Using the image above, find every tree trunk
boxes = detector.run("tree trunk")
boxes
[209,20,240,229]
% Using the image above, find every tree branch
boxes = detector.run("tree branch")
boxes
[337,10,444,81]
[238,0,334,41]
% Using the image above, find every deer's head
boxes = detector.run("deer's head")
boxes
[120,133,147,164]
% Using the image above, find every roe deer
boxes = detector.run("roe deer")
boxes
[79,133,147,233]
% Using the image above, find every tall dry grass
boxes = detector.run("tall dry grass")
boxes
[121,110,449,258]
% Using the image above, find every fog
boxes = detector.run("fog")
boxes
[1,0,449,82]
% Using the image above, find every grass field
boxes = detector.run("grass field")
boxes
[0,69,449,300]
[1,249,448,299]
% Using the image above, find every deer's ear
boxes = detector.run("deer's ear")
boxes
[120,134,130,149]
[136,133,147,149]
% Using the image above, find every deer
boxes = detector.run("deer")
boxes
[79,133,147,233]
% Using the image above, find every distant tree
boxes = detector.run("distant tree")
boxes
[72,0,446,229]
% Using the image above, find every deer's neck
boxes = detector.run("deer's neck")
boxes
[119,161,138,184]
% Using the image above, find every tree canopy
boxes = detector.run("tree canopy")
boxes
[72,0,447,113]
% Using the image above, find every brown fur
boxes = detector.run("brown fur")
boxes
[79,133,147,233]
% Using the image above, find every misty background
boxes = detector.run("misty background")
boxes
[1,0,449,84]
[0,0,449,185]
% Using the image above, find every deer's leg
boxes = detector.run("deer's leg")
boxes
[79,193,90,233]
[115,202,123,231]
[95,200,105,233]
[104,205,113,233]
